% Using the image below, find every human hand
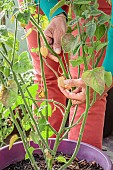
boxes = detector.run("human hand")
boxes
[44,13,67,62]
[58,78,113,105]
[58,78,87,105]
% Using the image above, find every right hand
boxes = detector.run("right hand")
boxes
[44,13,67,62]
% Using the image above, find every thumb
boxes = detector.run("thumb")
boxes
[64,78,85,88]
[53,31,62,54]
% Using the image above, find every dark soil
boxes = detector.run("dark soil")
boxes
[3,152,104,170]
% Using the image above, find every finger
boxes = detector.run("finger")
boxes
[64,78,85,88]
[59,87,85,101]
[44,29,53,45]
[53,30,62,54]
[47,52,59,62]
[72,99,85,105]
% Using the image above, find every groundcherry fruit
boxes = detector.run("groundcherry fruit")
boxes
[40,46,48,58]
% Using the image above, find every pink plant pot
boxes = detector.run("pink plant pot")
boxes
[0,138,112,170]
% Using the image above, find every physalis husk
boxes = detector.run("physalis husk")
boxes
[40,46,48,58]
[44,149,52,159]
[58,76,65,88]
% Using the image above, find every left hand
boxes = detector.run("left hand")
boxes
[58,78,87,105]
[58,78,113,105]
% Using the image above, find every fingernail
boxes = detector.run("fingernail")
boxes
[54,48,61,54]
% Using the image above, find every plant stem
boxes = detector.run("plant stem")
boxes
[59,86,90,170]
[60,105,78,140]
[9,107,39,170]
[1,43,7,56]
[11,18,18,67]
[52,100,72,155]
[0,50,11,66]
[30,16,68,78]
[12,71,53,154]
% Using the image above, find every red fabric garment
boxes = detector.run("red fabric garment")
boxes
[17,0,111,148]
[98,0,111,15]
[68,0,111,149]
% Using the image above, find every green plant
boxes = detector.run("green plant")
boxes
[0,0,112,169]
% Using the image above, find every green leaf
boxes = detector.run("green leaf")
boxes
[5,33,19,50]
[70,56,91,67]
[17,10,31,25]
[3,67,10,77]
[30,131,39,144]
[0,25,8,37]
[95,24,106,40]
[25,147,35,160]
[96,42,108,52]
[98,14,110,25]
[70,57,84,67]
[104,71,112,87]
[41,129,54,139]
[62,33,78,53]
[22,114,31,131]
[40,101,52,117]
[86,21,96,37]
[9,134,19,150]
[56,155,67,163]
[90,9,102,16]
[50,0,65,17]
[13,51,33,73]
[82,67,105,95]
[38,117,48,132]
[24,84,38,106]
[72,43,81,55]
[24,84,38,99]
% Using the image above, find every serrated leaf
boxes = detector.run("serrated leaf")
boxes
[62,33,78,53]
[82,67,105,95]
[9,134,19,150]
[104,71,112,87]
[56,155,67,163]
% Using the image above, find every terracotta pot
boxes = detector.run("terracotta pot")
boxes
[0,139,112,170]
